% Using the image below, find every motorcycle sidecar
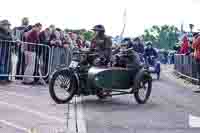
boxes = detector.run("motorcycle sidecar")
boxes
[87,67,134,89]
[87,66,152,104]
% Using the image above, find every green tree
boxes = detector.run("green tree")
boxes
[65,28,94,41]
[82,31,94,41]
[143,25,179,49]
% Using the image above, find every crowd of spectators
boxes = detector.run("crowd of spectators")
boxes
[176,32,200,88]
[0,17,89,85]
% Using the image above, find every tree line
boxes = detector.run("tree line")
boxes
[142,25,179,50]
[65,24,180,50]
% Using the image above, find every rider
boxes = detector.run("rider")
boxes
[90,25,112,66]
[144,41,158,65]
[132,37,145,54]
[113,40,141,69]
[90,25,113,97]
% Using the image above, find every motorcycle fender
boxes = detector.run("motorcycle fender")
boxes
[50,67,69,79]
[73,72,80,92]
[51,68,80,92]
[133,68,152,90]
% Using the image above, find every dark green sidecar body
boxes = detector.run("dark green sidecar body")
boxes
[87,67,138,90]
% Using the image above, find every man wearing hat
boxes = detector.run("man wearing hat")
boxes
[90,24,112,66]
[0,19,12,84]
[90,25,112,98]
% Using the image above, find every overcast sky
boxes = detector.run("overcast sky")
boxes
[0,0,200,36]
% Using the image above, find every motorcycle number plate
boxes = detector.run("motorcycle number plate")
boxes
[69,61,79,68]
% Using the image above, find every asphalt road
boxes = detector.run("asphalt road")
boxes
[82,66,200,133]
[0,65,200,133]
[0,81,79,133]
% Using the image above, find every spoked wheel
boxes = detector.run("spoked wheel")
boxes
[49,70,77,104]
[134,79,152,104]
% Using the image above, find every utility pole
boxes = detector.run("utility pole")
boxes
[189,24,194,33]
[181,22,184,33]
[120,8,127,40]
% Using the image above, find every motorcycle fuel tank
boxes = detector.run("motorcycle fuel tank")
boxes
[87,67,133,89]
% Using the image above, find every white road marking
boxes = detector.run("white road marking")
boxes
[0,90,37,100]
[0,90,55,105]
[0,101,65,123]
[189,114,200,128]
[77,99,87,133]
[0,119,28,132]
[65,97,87,133]
[0,88,87,132]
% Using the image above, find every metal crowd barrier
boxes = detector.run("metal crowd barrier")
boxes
[50,46,72,73]
[174,54,198,79]
[0,40,72,81]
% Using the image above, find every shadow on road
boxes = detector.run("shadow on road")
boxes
[80,97,158,112]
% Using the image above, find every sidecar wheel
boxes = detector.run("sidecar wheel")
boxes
[49,70,77,104]
[134,79,152,104]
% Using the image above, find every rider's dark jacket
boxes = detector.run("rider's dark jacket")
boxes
[113,48,141,69]
[144,48,158,58]
[133,43,145,54]
[91,35,112,64]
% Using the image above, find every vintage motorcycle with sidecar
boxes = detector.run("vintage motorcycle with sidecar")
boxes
[49,48,153,104]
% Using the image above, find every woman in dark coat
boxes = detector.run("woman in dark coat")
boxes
[0,20,12,83]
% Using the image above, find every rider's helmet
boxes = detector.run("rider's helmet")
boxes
[146,41,152,46]
[92,25,105,32]
[146,41,153,49]
[120,39,129,51]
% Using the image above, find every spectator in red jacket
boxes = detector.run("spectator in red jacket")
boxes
[180,35,189,54]
[192,33,200,92]
[23,23,42,84]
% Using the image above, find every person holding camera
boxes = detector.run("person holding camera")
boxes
[192,33,200,92]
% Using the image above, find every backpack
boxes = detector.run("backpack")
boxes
[13,25,32,41]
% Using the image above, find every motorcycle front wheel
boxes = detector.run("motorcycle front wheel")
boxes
[49,70,77,104]
[134,78,152,104]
